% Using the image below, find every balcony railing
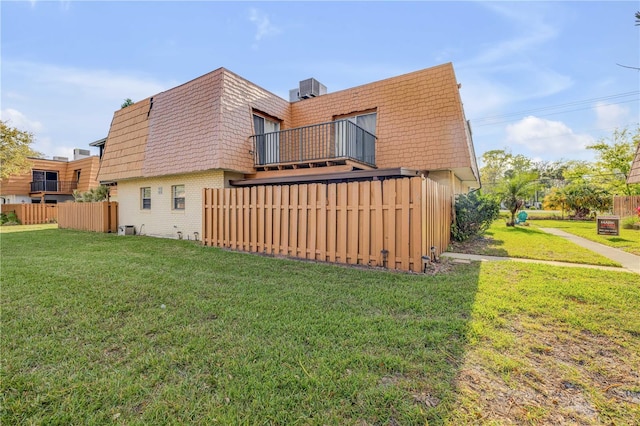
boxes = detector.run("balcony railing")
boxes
[30,181,78,193]
[251,119,376,168]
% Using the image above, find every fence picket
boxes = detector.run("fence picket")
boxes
[202,177,451,273]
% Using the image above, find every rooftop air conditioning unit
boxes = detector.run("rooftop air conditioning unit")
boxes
[73,148,91,160]
[298,78,327,99]
[289,88,300,102]
[53,156,69,161]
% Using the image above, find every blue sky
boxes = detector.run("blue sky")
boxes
[2,1,639,165]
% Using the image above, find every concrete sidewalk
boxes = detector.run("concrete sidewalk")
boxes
[538,228,640,274]
[442,228,640,274]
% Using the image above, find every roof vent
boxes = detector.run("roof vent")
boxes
[290,78,327,102]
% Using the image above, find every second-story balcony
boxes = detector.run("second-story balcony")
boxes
[251,119,376,170]
[30,180,78,193]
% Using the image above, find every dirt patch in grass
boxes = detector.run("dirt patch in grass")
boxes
[452,320,640,424]
[448,236,497,255]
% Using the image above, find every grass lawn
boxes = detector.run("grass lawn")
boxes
[0,223,58,234]
[530,219,640,256]
[2,229,638,424]
[449,220,622,267]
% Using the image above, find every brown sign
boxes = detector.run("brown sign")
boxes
[596,216,620,236]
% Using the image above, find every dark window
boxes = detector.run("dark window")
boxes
[31,170,59,191]
[172,185,185,210]
[141,187,151,210]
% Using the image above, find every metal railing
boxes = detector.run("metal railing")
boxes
[30,181,78,193]
[251,119,376,167]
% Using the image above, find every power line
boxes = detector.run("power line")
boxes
[477,122,640,143]
[470,91,639,122]
[471,98,639,128]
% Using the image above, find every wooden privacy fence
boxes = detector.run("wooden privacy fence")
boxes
[613,195,640,218]
[203,177,452,273]
[58,201,118,233]
[1,203,58,225]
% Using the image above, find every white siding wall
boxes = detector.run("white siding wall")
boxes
[117,170,242,239]
[0,195,33,204]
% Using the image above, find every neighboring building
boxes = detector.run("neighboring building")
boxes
[97,63,480,239]
[628,142,640,184]
[0,151,101,204]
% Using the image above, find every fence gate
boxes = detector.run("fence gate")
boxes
[58,201,118,233]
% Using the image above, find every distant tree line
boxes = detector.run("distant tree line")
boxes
[478,127,640,222]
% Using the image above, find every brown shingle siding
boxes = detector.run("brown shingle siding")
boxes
[98,98,151,182]
[98,63,478,187]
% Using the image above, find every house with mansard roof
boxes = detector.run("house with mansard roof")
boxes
[97,62,480,240]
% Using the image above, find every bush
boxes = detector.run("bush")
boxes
[622,216,639,229]
[0,211,21,225]
[73,185,109,202]
[451,192,500,242]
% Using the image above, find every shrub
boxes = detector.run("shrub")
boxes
[0,211,21,225]
[73,185,109,202]
[451,192,500,242]
[622,216,639,229]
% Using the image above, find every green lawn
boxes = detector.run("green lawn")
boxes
[2,229,639,424]
[0,223,58,234]
[530,219,640,256]
[451,220,622,266]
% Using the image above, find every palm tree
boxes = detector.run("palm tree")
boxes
[498,172,537,226]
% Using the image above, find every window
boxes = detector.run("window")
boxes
[334,112,377,163]
[253,114,281,165]
[141,187,151,210]
[74,170,81,183]
[172,185,185,210]
[32,170,59,192]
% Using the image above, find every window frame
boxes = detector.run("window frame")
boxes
[141,187,151,210]
[172,185,185,210]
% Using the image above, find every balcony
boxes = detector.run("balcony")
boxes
[251,119,376,170]
[30,181,78,194]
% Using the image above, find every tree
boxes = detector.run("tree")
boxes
[586,127,640,195]
[0,120,42,180]
[558,182,611,219]
[73,185,109,202]
[121,98,134,109]
[479,149,533,193]
[497,172,537,226]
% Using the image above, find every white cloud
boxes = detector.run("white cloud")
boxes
[6,61,169,103]
[505,116,595,158]
[458,77,514,120]
[594,101,631,129]
[472,3,558,67]
[2,61,174,158]
[0,108,43,133]
[457,3,573,116]
[248,8,281,44]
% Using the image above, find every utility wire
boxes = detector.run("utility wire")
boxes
[471,98,639,127]
[477,122,639,143]
[470,91,639,122]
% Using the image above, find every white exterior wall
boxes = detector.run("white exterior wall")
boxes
[0,195,33,204]
[117,170,242,239]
